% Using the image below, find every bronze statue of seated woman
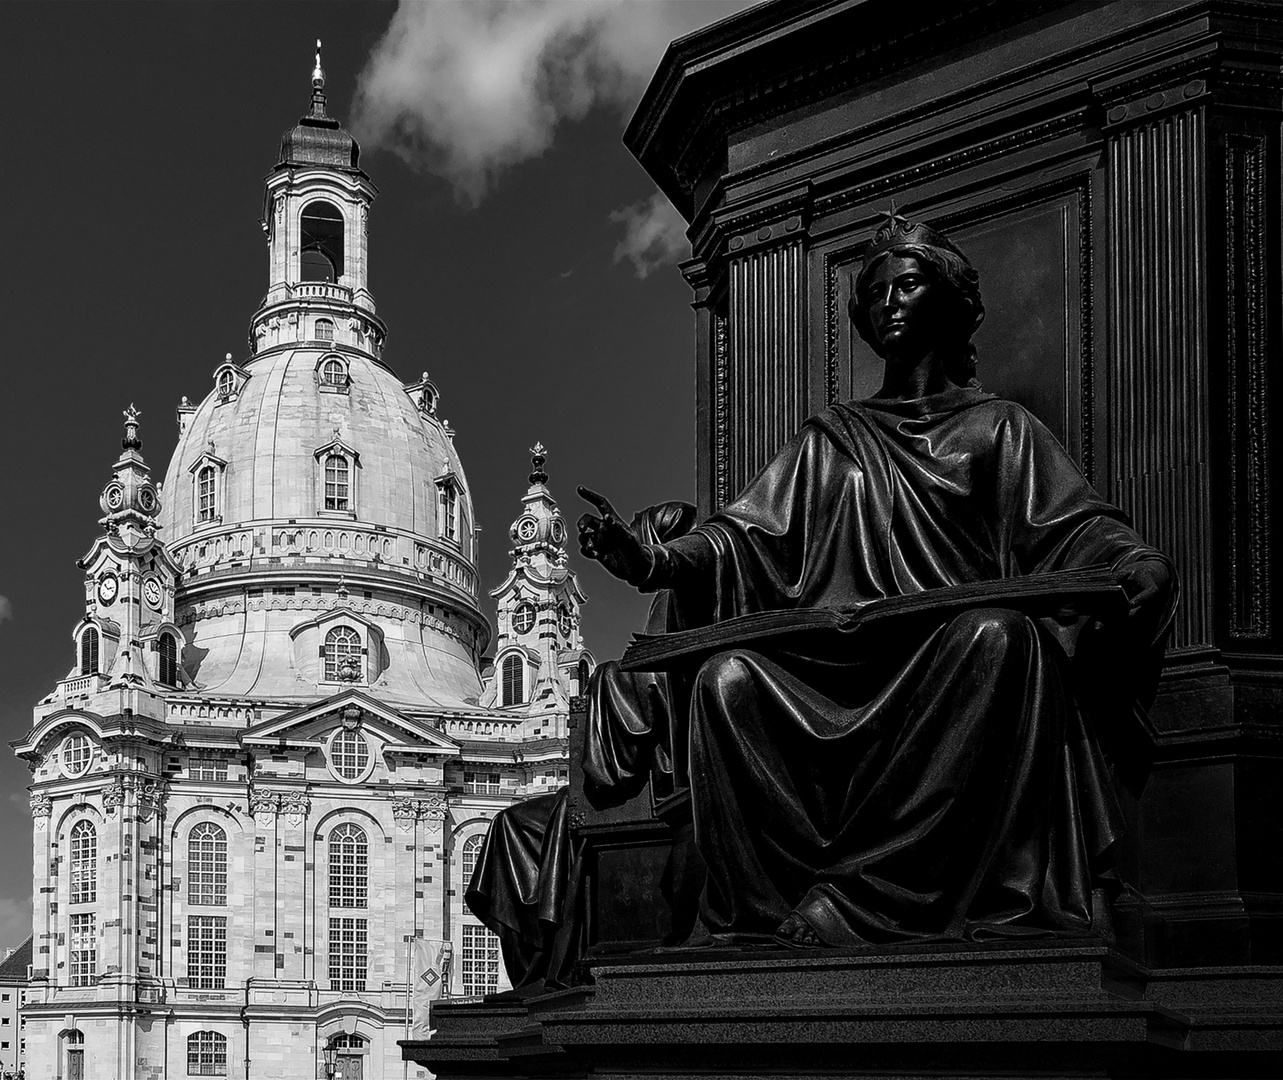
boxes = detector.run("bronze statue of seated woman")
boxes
[470,214,1177,981]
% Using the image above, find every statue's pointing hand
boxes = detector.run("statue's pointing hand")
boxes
[577,486,656,588]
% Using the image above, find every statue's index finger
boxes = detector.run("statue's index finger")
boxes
[577,485,619,521]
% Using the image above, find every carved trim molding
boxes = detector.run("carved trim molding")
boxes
[713,312,730,511]
[1225,131,1271,640]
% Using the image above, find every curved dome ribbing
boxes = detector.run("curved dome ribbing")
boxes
[160,349,469,543]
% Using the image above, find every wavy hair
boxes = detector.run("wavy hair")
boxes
[849,244,986,387]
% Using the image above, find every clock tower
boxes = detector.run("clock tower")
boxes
[76,406,184,693]
[483,445,592,729]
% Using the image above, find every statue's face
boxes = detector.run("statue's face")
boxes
[858,254,946,361]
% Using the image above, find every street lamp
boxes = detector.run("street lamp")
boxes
[321,1042,338,1080]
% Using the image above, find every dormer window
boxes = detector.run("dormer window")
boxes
[217,370,234,397]
[212,360,247,403]
[318,354,349,393]
[502,654,524,706]
[189,450,227,527]
[314,437,359,517]
[324,455,350,511]
[79,627,99,676]
[436,476,460,544]
[323,625,363,683]
[316,318,335,342]
[197,466,217,522]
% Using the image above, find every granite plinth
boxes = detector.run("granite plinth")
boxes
[403,942,1283,1078]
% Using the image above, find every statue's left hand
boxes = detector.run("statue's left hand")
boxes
[1114,558,1173,639]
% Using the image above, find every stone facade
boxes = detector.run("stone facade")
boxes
[12,52,582,1080]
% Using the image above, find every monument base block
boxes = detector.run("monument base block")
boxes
[404,941,1283,1077]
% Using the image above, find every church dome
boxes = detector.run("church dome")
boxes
[159,348,469,549]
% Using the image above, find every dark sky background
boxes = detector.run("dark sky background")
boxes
[0,1,747,949]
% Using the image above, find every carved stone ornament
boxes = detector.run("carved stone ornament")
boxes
[135,779,166,822]
[248,789,281,828]
[30,793,52,829]
[280,790,310,827]
[340,704,363,729]
[102,778,126,817]
[392,795,448,830]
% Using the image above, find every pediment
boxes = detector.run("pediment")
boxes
[240,689,459,755]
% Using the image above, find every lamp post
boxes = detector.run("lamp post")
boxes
[321,1043,337,1080]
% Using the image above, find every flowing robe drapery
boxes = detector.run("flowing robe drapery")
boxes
[586,387,1175,946]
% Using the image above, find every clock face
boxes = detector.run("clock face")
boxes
[512,602,536,634]
[139,487,157,513]
[143,577,162,608]
[97,574,118,604]
[516,517,538,542]
[105,486,124,510]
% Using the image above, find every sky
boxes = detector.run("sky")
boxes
[0,0,758,953]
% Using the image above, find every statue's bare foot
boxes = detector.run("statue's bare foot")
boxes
[774,911,823,948]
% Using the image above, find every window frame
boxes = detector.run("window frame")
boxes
[436,478,460,544]
[327,822,369,908]
[60,733,94,779]
[158,632,179,686]
[69,913,96,986]
[188,822,228,907]
[186,915,228,990]
[79,627,99,676]
[327,916,369,992]
[321,625,364,686]
[69,820,97,905]
[459,922,501,997]
[501,654,524,706]
[186,1030,229,1076]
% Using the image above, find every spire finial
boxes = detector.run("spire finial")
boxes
[309,39,328,118]
[122,404,142,451]
[529,442,548,486]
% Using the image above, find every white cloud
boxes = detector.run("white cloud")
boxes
[611,192,689,278]
[0,595,11,624]
[352,0,757,204]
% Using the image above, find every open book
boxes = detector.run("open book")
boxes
[619,566,1128,673]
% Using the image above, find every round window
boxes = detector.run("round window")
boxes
[329,729,371,782]
[516,517,538,542]
[550,518,565,543]
[512,602,536,634]
[61,734,94,778]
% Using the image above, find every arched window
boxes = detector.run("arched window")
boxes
[330,1033,365,1049]
[158,633,178,685]
[461,834,484,888]
[301,200,344,282]
[188,822,228,906]
[315,318,335,341]
[79,627,99,676]
[216,370,234,397]
[329,729,370,781]
[512,602,536,634]
[323,626,362,682]
[320,357,346,386]
[329,823,369,908]
[324,455,350,511]
[502,655,523,706]
[196,465,217,523]
[328,823,369,992]
[187,1031,228,1076]
[577,657,591,695]
[69,820,97,904]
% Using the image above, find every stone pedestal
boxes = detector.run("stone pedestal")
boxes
[406,943,1283,1077]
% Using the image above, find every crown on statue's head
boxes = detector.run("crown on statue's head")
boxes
[861,203,967,267]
